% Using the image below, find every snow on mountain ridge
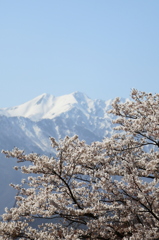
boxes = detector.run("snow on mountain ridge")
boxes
[0,92,114,121]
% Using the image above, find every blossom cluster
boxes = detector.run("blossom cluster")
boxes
[1,90,159,239]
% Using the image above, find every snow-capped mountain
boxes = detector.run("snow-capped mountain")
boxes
[2,91,113,121]
[0,92,116,214]
[1,92,114,146]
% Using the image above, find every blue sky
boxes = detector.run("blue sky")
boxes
[0,0,159,107]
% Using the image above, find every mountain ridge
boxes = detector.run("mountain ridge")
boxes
[0,91,114,121]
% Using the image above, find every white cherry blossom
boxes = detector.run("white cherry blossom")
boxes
[1,90,159,239]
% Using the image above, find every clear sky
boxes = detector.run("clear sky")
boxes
[0,0,159,107]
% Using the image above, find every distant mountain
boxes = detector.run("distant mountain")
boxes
[1,91,113,120]
[0,92,115,146]
[0,92,121,214]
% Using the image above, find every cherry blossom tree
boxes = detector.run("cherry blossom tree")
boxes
[1,89,159,239]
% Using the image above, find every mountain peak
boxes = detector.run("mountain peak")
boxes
[35,93,53,105]
[71,91,90,102]
[0,92,116,122]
